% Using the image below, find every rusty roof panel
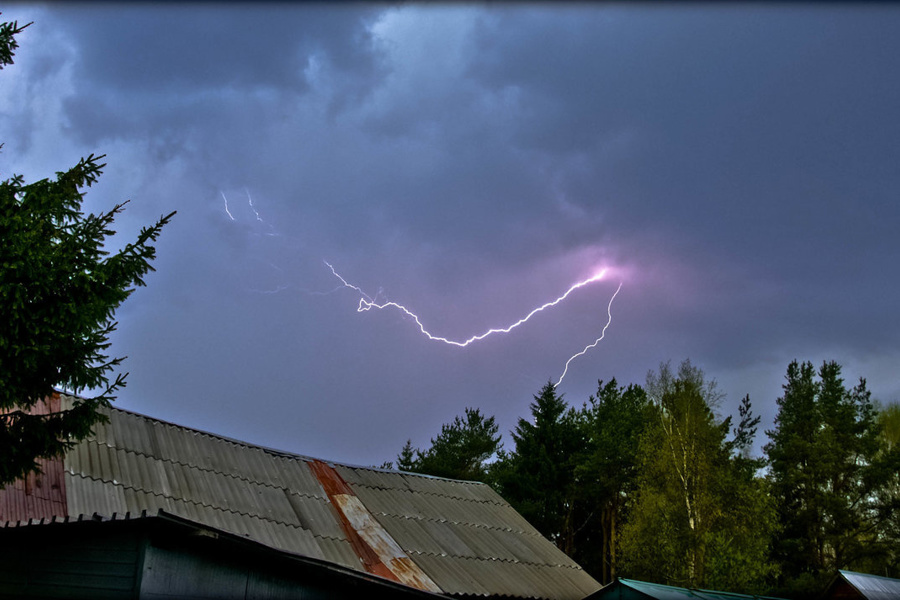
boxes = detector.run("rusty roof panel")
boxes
[0,456,68,523]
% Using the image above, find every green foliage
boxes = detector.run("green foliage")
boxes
[879,401,900,452]
[494,382,588,554]
[393,408,501,482]
[387,358,893,596]
[620,360,777,592]
[0,155,174,486]
[574,379,652,582]
[0,17,30,70]
[765,361,897,595]
[874,402,900,576]
[1,19,175,486]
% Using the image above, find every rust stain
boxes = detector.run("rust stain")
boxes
[309,460,401,583]
[0,394,69,523]
[308,460,442,593]
[308,459,354,496]
[390,556,443,592]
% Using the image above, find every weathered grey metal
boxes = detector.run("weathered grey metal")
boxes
[4,395,601,600]
[835,571,900,600]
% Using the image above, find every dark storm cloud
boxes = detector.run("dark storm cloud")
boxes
[48,5,382,147]
[461,7,900,363]
[6,4,900,464]
[54,5,380,92]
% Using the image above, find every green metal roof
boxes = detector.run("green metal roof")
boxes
[589,578,787,600]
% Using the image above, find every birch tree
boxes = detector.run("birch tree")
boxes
[621,360,775,592]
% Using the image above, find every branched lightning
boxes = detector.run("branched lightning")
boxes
[326,260,611,349]
[222,191,624,383]
[555,282,622,387]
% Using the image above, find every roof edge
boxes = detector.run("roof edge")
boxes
[59,392,488,486]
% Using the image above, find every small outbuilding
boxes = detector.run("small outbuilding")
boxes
[822,570,900,600]
[585,578,787,600]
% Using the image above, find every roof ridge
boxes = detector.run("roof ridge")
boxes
[102,403,324,460]
[84,438,324,501]
[98,402,490,485]
[63,469,347,544]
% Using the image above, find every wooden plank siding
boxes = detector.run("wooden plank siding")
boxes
[0,519,141,599]
[0,513,450,600]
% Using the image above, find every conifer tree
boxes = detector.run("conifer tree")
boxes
[394,408,501,482]
[766,360,895,596]
[0,19,174,486]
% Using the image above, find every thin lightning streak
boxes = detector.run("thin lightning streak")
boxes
[246,189,264,223]
[221,192,235,221]
[326,260,608,348]
[325,261,375,303]
[555,282,622,387]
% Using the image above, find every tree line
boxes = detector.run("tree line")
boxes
[386,359,900,599]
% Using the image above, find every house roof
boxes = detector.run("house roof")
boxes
[0,395,600,600]
[833,571,900,600]
[586,579,787,600]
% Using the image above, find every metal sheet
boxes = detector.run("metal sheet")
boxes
[51,403,602,599]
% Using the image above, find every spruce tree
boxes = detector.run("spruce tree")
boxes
[1,19,174,486]
[765,360,892,597]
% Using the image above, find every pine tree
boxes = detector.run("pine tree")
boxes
[576,378,652,583]
[394,408,501,482]
[495,382,587,554]
[765,360,891,597]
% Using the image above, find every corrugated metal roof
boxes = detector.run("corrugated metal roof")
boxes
[593,579,788,600]
[840,571,900,600]
[2,396,600,600]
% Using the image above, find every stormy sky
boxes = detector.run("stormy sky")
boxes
[3,3,899,466]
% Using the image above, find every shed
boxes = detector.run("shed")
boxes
[585,578,787,600]
[0,394,601,600]
[822,571,900,600]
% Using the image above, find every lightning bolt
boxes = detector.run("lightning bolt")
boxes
[326,260,611,348]
[246,189,264,223]
[221,192,235,221]
[555,282,622,387]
